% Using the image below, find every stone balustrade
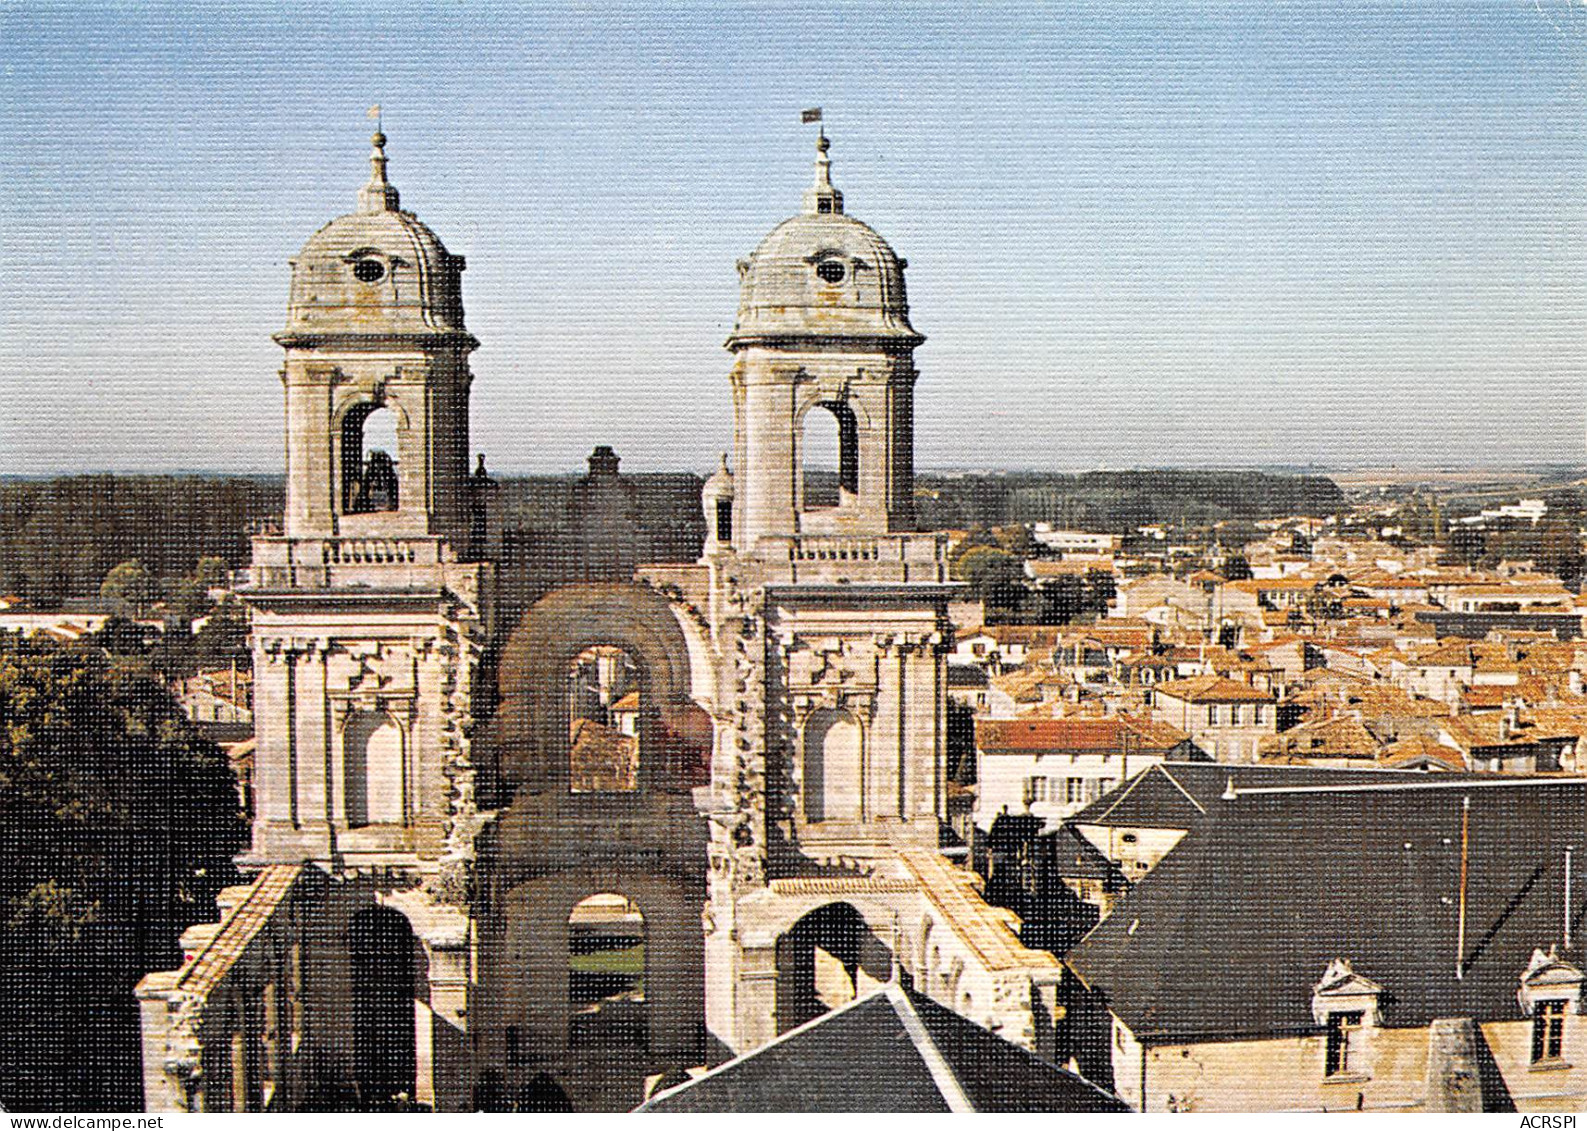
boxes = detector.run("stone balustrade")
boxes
[758,532,952,583]
[248,536,453,591]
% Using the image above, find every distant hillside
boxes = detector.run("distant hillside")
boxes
[915,470,1345,533]
[0,468,1342,607]
[0,476,283,607]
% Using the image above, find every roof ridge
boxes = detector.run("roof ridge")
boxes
[638,985,894,1109]
[1157,765,1208,815]
[1231,776,1583,798]
[887,985,975,1113]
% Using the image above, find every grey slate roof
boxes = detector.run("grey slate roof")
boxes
[1067,761,1500,830]
[638,983,1129,1112]
[1066,777,1587,1044]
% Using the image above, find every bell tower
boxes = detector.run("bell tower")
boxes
[244,128,492,878]
[724,132,924,551]
[275,128,478,547]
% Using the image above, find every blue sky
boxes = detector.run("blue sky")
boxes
[2,1,1585,474]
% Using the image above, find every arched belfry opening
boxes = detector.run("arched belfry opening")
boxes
[775,903,892,1034]
[800,401,858,511]
[347,906,418,1108]
[342,402,400,514]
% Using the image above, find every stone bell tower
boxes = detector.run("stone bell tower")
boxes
[275,129,477,546]
[243,129,492,881]
[724,132,924,549]
[697,132,962,1055]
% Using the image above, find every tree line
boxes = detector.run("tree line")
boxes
[916,469,1345,533]
[0,476,283,607]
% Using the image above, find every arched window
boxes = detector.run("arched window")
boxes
[342,403,400,514]
[345,709,404,826]
[801,401,858,510]
[568,646,642,793]
[803,707,862,822]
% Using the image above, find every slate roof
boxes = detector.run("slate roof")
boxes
[1067,761,1475,831]
[1066,778,1587,1043]
[638,983,1128,1112]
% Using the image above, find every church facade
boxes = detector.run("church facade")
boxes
[135,127,1064,1112]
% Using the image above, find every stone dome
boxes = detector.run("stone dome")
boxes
[702,452,735,499]
[727,135,923,349]
[277,131,472,346]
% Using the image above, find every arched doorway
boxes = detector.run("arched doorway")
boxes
[567,894,647,1050]
[347,906,417,1108]
[775,903,891,1034]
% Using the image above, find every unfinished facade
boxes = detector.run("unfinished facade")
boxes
[137,128,1064,1112]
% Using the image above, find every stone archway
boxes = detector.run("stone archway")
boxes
[478,582,712,1111]
[774,902,893,1034]
[489,583,710,794]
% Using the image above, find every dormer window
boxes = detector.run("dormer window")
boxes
[1312,958,1383,1081]
[815,259,845,284]
[1518,946,1583,1067]
[1533,999,1567,1065]
[1325,1011,1364,1077]
[352,257,386,283]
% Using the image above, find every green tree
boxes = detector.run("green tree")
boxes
[0,634,245,1110]
[192,556,232,590]
[193,598,252,672]
[952,545,1028,623]
[99,559,159,618]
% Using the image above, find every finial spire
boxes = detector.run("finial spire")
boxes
[358,115,401,214]
[802,126,844,215]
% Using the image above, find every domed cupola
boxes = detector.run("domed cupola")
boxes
[727,133,923,349]
[270,125,480,548]
[277,129,473,347]
[722,129,924,550]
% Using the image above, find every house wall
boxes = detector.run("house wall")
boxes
[1108,1014,1587,1113]
[975,751,1163,831]
[1151,692,1275,764]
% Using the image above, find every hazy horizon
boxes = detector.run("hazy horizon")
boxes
[4,1,1586,477]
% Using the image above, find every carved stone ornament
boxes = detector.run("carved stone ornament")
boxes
[1311,957,1384,1026]
[1518,945,1586,1015]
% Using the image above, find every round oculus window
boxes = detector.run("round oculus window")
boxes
[352,258,386,283]
[815,259,846,284]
